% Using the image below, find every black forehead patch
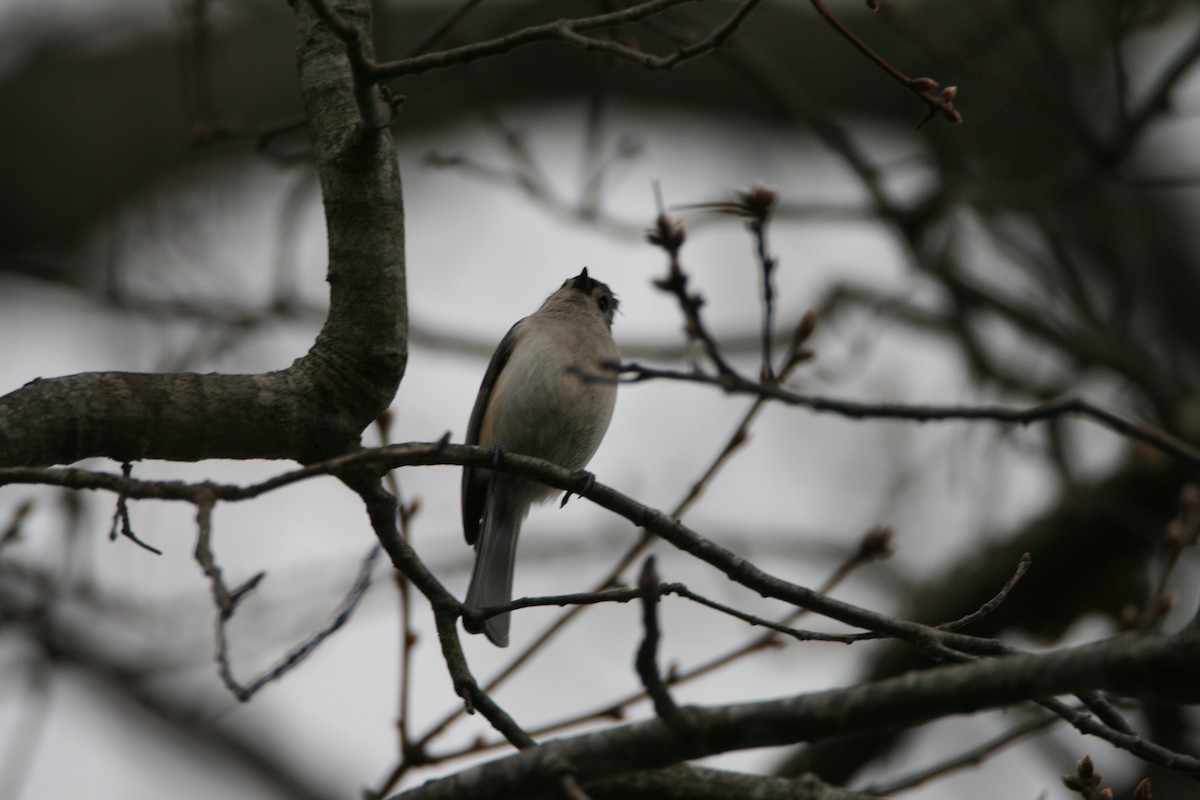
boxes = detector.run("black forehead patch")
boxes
[569,267,602,294]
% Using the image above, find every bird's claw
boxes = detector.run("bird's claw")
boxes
[561,470,596,508]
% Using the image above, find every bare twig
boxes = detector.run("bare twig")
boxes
[240,544,379,700]
[304,0,763,88]
[858,710,1060,795]
[674,311,817,516]
[193,490,247,697]
[618,363,1200,471]
[382,530,657,778]
[7,449,1198,777]
[749,188,780,383]
[371,412,429,798]
[406,0,486,57]
[191,482,380,701]
[108,462,162,555]
[675,185,782,382]
[634,558,687,734]
[647,200,738,381]
[340,471,537,756]
[807,0,960,128]
[479,581,866,643]
[371,0,762,80]
[940,552,1032,631]
[0,448,1124,659]
[424,527,893,764]
[424,99,644,236]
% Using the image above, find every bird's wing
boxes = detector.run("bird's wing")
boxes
[461,321,522,546]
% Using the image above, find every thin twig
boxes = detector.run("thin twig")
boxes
[857,710,1060,795]
[1040,696,1200,776]
[940,552,1032,631]
[473,579,879,642]
[552,0,764,72]
[0,448,1095,660]
[674,311,816,515]
[635,558,687,734]
[23,452,1197,776]
[193,490,246,697]
[191,481,381,702]
[340,470,539,757]
[674,185,782,382]
[807,0,961,128]
[618,363,1200,471]
[108,462,162,555]
[406,0,486,57]
[409,528,656,761]
[369,0,762,80]
[238,544,379,700]
[371,411,430,797]
[395,503,420,741]
[0,454,1146,661]
[751,191,779,383]
[423,527,893,764]
[305,0,764,86]
[647,198,739,380]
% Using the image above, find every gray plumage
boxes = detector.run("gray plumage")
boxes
[462,269,620,646]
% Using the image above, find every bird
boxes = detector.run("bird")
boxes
[461,268,620,646]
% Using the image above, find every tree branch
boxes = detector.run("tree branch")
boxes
[807,0,960,128]
[367,0,761,80]
[585,766,876,800]
[0,0,406,469]
[390,628,1200,799]
[618,364,1200,470]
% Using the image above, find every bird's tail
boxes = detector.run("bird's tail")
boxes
[464,507,520,647]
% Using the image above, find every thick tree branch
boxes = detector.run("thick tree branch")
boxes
[0,0,405,468]
[390,628,1200,800]
[584,766,875,800]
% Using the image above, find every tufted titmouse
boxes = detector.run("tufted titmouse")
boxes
[461,268,620,646]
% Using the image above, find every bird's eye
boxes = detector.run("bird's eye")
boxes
[597,295,611,313]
